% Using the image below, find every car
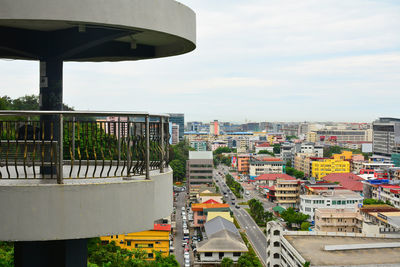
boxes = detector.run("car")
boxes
[184,259,190,267]
[182,215,187,220]
[182,211,186,216]
[169,246,175,252]
[232,201,235,205]
[231,197,235,201]
[182,240,188,247]
[184,245,189,252]
[184,251,190,259]
[181,207,185,211]
[235,204,240,209]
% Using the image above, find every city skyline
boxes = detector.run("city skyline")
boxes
[0,0,399,122]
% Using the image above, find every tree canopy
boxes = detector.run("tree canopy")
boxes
[280,207,309,230]
[258,150,275,156]
[285,167,305,179]
[248,198,274,226]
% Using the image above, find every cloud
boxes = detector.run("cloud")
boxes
[1,0,400,122]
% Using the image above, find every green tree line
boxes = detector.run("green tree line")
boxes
[226,173,243,198]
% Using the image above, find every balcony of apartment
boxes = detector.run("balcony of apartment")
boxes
[275,186,299,191]
[275,193,299,198]
[317,220,362,227]
[0,111,172,242]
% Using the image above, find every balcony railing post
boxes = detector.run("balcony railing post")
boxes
[126,117,131,177]
[118,116,121,161]
[145,115,150,179]
[58,114,63,184]
[160,116,164,173]
[72,116,75,160]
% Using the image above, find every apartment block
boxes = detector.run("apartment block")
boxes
[312,159,350,179]
[187,151,213,189]
[315,208,363,233]
[249,158,284,179]
[275,179,301,208]
[237,154,250,174]
[373,117,400,158]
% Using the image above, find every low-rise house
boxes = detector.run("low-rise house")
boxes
[360,204,400,234]
[249,157,284,179]
[191,203,231,228]
[196,217,248,264]
[300,190,363,221]
[101,224,171,260]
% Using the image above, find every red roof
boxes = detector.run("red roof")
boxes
[153,224,171,231]
[380,184,400,189]
[322,173,364,192]
[255,173,296,181]
[256,143,270,147]
[203,199,220,204]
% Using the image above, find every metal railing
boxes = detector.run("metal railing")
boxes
[0,110,170,183]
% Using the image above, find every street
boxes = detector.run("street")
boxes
[173,191,186,266]
[214,166,267,266]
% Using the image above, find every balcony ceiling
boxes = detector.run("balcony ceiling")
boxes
[0,0,196,61]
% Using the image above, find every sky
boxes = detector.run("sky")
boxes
[1,0,400,123]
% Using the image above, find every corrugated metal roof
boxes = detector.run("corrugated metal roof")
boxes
[204,216,239,237]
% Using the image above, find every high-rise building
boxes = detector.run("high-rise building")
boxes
[171,123,179,144]
[186,151,213,189]
[209,120,220,136]
[373,117,400,158]
[168,113,184,141]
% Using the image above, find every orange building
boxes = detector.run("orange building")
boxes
[237,154,250,174]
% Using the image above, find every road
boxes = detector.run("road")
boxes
[214,166,267,266]
[173,191,186,266]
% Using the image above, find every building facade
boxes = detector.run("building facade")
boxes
[168,113,184,141]
[315,208,363,233]
[373,117,400,158]
[187,151,213,189]
[275,179,301,208]
[249,158,284,179]
[312,159,350,179]
[300,190,363,220]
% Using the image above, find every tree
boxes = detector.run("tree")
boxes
[214,147,232,155]
[237,253,262,267]
[273,144,281,154]
[258,150,275,156]
[363,198,386,205]
[0,242,13,267]
[285,167,304,179]
[169,159,185,181]
[221,257,234,267]
[301,222,310,231]
[280,208,309,230]
[323,146,342,158]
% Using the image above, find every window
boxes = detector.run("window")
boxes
[156,241,160,244]
[273,241,280,247]
[273,230,280,236]
[273,253,280,259]
[332,200,337,205]
[127,241,131,246]
[205,252,213,257]
[233,252,241,257]
[116,235,118,238]
[219,252,224,258]
[147,253,153,259]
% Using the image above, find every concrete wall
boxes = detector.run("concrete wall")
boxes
[0,169,173,241]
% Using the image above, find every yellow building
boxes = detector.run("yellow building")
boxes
[333,151,352,161]
[312,159,350,179]
[101,224,170,260]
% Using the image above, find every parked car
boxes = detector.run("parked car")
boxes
[235,204,240,209]
[184,251,190,260]
[184,259,190,267]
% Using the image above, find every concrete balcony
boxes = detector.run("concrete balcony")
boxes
[0,111,173,241]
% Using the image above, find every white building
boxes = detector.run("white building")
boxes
[171,123,179,145]
[249,158,284,179]
[300,190,363,220]
[266,221,400,267]
[300,142,323,157]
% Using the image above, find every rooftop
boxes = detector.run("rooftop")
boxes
[322,173,364,192]
[284,235,400,266]
[191,203,230,211]
[153,224,171,231]
[189,151,213,160]
[197,230,248,253]
[301,189,362,199]
[204,216,238,237]
[255,173,296,181]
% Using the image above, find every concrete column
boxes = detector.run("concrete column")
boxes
[14,239,88,267]
[39,59,63,175]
